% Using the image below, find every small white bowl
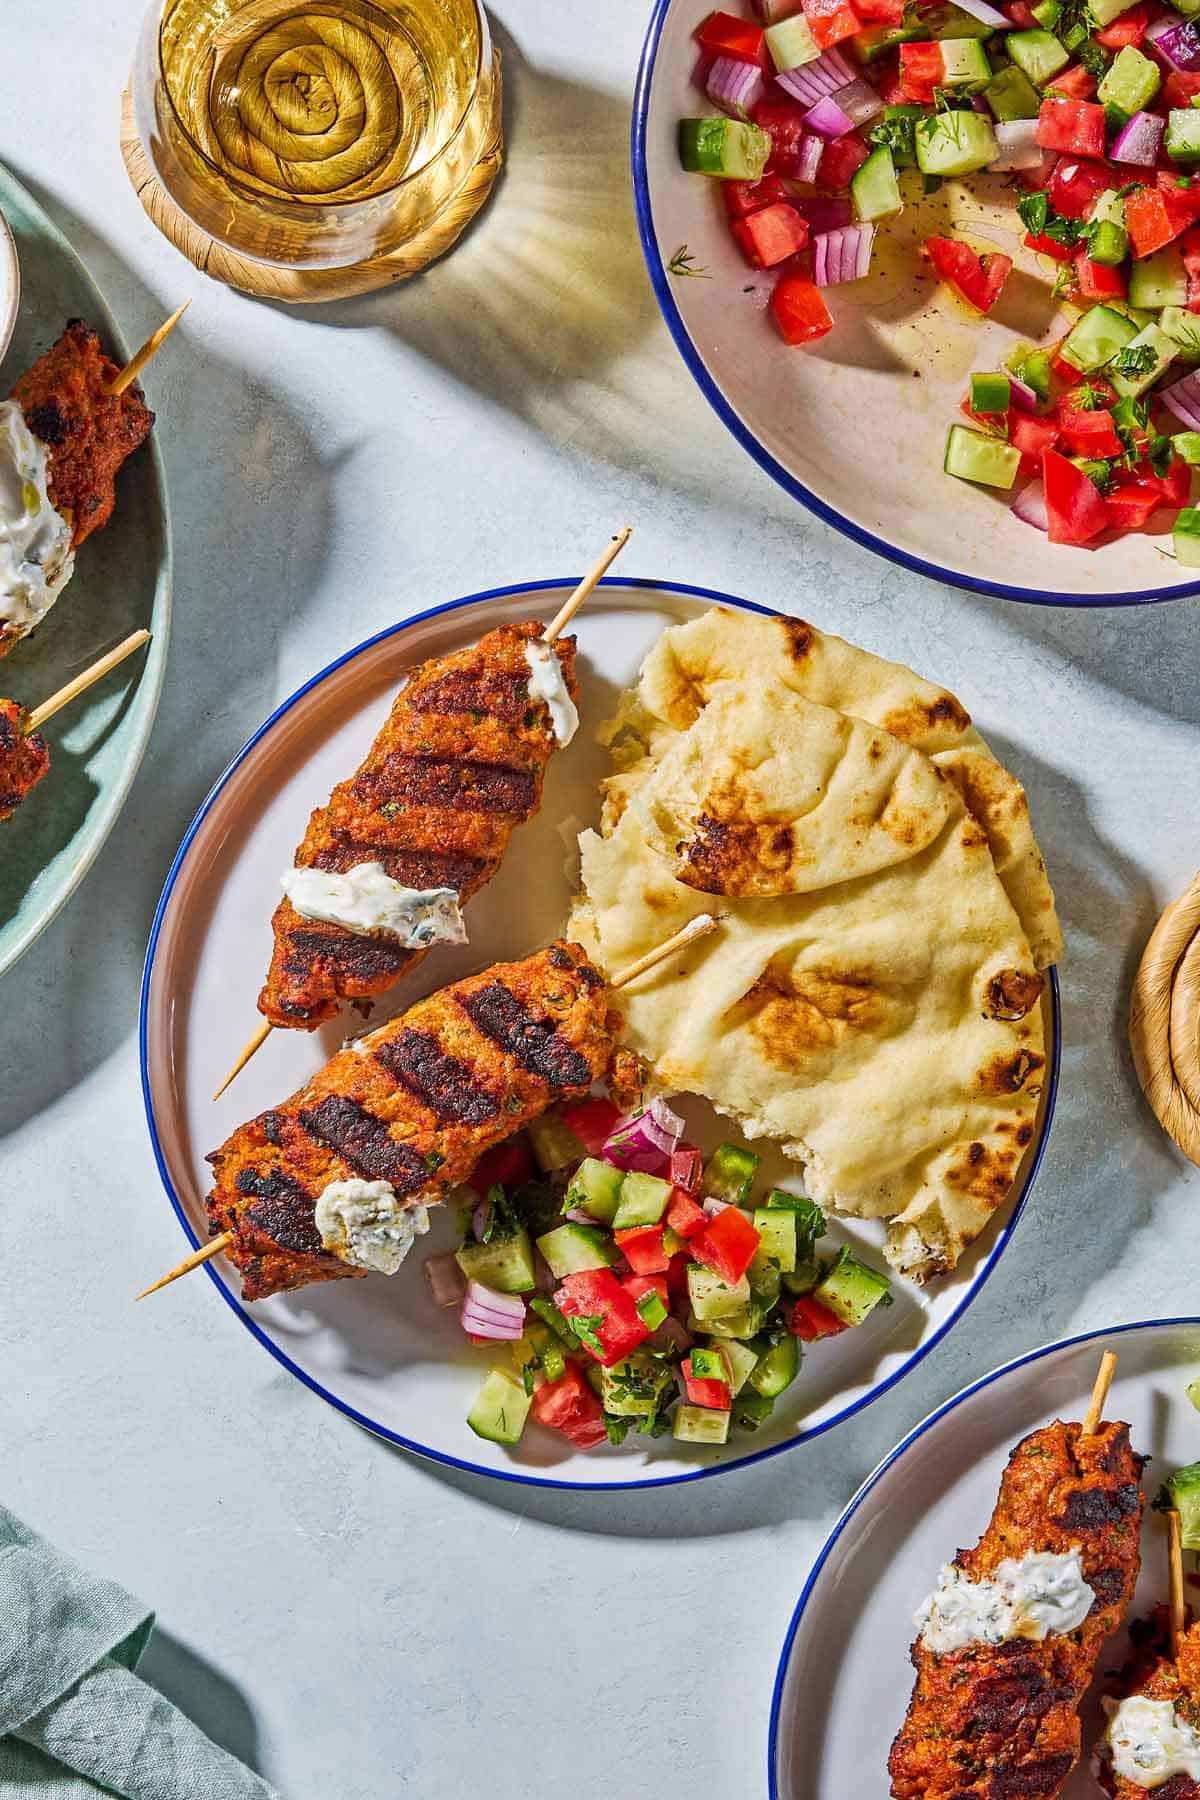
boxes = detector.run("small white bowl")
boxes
[0,203,18,365]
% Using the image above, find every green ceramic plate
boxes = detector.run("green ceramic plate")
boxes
[0,163,171,977]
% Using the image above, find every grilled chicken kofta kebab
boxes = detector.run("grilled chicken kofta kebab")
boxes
[1098,1621,1200,1797]
[217,529,632,1097]
[890,1358,1146,1800]
[0,628,150,822]
[0,316,173,658]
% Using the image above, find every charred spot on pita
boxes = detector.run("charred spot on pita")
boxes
[985,968,1044,1021]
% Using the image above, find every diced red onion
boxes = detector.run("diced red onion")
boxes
[602,1097,684,1172]
[1011,481,1048,532]
[1147,14,1200,68]
[534,1251,556,1295]
[472,1198,491,1241]
[991,119,1042,172]
[829,78,883,129]
[774,46,854,107]
[651,1315,693,1356]
[754,0,806,18]
[1111,110,1164,165]
[803,93,856,139]
[563,1206,597,1225]
[707,54,767,117]
[692,49,713,93]
[703,1196,732,1217]
[795,193,852,231]
[814,222,875,284]
[424,1252,465,1307]
[460,1279,525,1340]
[946,0,1008,24]
[796,131,824,184]
[1008,371,1039,413]
[1162,369,1200,429]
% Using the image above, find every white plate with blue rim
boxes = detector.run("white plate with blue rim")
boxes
[769,1318,1200,1797]
[140,577,1059,1489]
[633,0,1198,606]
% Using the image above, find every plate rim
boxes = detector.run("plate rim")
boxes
[765,1312,1200,1798]
[0,158,173,977]
[630,0,1196,610]
[138,574,1062,1491]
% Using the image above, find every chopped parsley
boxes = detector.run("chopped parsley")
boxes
[604,1414,632,1446]
[870,112,917,159]
[1069,382,1108,411]
[1016,191,1049,237]
[1147,433,1174,480]
[571,1313,606,1359]
[1076,36,1109,77]
[1110,342,1158,379]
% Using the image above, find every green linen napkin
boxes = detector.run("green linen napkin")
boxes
[0,1508,277,1798]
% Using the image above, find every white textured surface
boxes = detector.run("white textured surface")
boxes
[1,5,1198,1797]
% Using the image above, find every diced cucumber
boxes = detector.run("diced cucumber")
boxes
[1173,431,1200,464]
[701,1141,761,1206]
[712,1338,761,1395]
[814,1246,892,1326]
[661,1224,687,1256]
[1006,28,1070,86]
[764,14,821,70]
[748,1257,782,1310]
[731,1390,775,1431]
[601,1351,674,1417]
[971,371,1012,413]
[1109,321,1177,397]
[915,110,998,177]
[984,63,1042,121]
[1006,343,1053,401]
[634,1287,668,1330]
[1092,188,1127,230]
[852,22,923,62]
[673,1403,731,1445]
[944,424,1021,490]
[689,1346,728,1381]
[1167,108,1200,162]
[1031,0,1061,25]
[535,1221,618,1279]
[872,103,925,166]
[467,1368,532,1445]
[1162,307,1200,360]
[564,1156,624,1225]
[1090,0,1140,26]
[764,1190,826,1239]
[1059,301,1138,373]
[678,118,771,180]
[940,37,991,87]
[929,2,996,39]
[1175,0,1200,19]
[527,1111,584,1173]
[512,1323,565,1386]
[695,1299,767,1339]
[1128,246,1187,312]
[851,145,903,223]
[1098,44,1159,114]
[612,1170,672,1229]
[783,1258,823,1296]
[1086,218,1128,267]
[687,1263,751,1322]
[1188,1375,1200,1411]
[529,1294,579,1345]
[749,1333,802,1398]
[752,1207,798,1275]
[1175,506,1200,565]
[455,1228,537,1294]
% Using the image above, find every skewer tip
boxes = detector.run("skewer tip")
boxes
[106,300,191,397]
[1169,1507,1187,1659]
[1082,1349,1118,1437]
[214,1017,273,1100]
[136,1229,233,1299]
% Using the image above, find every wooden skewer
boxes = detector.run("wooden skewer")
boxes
[213,529,634,1101]
[1082,1349,1118,1437]
[1169,1507,1187,1659]
[105,301,190,398]
[150,916,720,1299]
[24,629,151,733]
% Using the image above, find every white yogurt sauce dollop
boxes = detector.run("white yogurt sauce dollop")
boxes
[525,640,578,746]
[1104,1695,1200,1788]
[314,1178,430,1276]
[281,862,466,948]
[916,1551,1095,1654]
[0,399,74,633]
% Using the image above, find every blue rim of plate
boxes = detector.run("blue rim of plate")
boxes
[139,575,1061,1491]
[765,1313,1200,1796]
[631,3,1195,609]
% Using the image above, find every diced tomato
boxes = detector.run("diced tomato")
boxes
[691,1206,762,1285]
[1016,149,1061,194]
[558,1097,621,1158]
[1023,229,1075,263]
[1045,63,1097,100]
[1049,157,1113,220]
[770,273,835,345]
[681,1357,733,1410]
[1074,250,1126,301]
[1104,479,1162,530]
[1012,412,1060,468]
[622,1270,671,1309]
[666,1187,708,1239]
[925,236,1012,312]
[1164,69,1200,111]
[555,1269,650,1366]
[666,1252,692,1305]
[1043,446,1110,545]
[669,1145,702,1193]
[1036,97,1106,159]
[695,10,766,61]
[614,1223,670,1275]
[898,40,942,101]
[752,94,810,177]
[530,1363,606,1447]
[1125,187,1182,258]
[1061,379,1116,411]
[816,133,870,189]
[789,1296,848,1340]
[731,201,810,268]
[1157,174,1200,236]
[1183,226,1200,311]
[466,1137,532,1196]
[1096,0,1147,45]
[854,0,905,19]
[1139,455,1192,506]
[722,174,790,219]
[800,0,860,48]
[1004,0,1039,24]
[1058,406,1124,457]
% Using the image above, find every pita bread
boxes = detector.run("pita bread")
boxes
[639,678,957,898]
[603,608,1063,969]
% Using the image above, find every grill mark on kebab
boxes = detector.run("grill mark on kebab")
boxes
[234,1166,327,1256]
[459,982,593,1089]
[308,841,486,892]
[297,1094,432,1190]
[408,668,530,722]
[353,753,537,816]
[372,1028,502,1126]
[281,928,409,986]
